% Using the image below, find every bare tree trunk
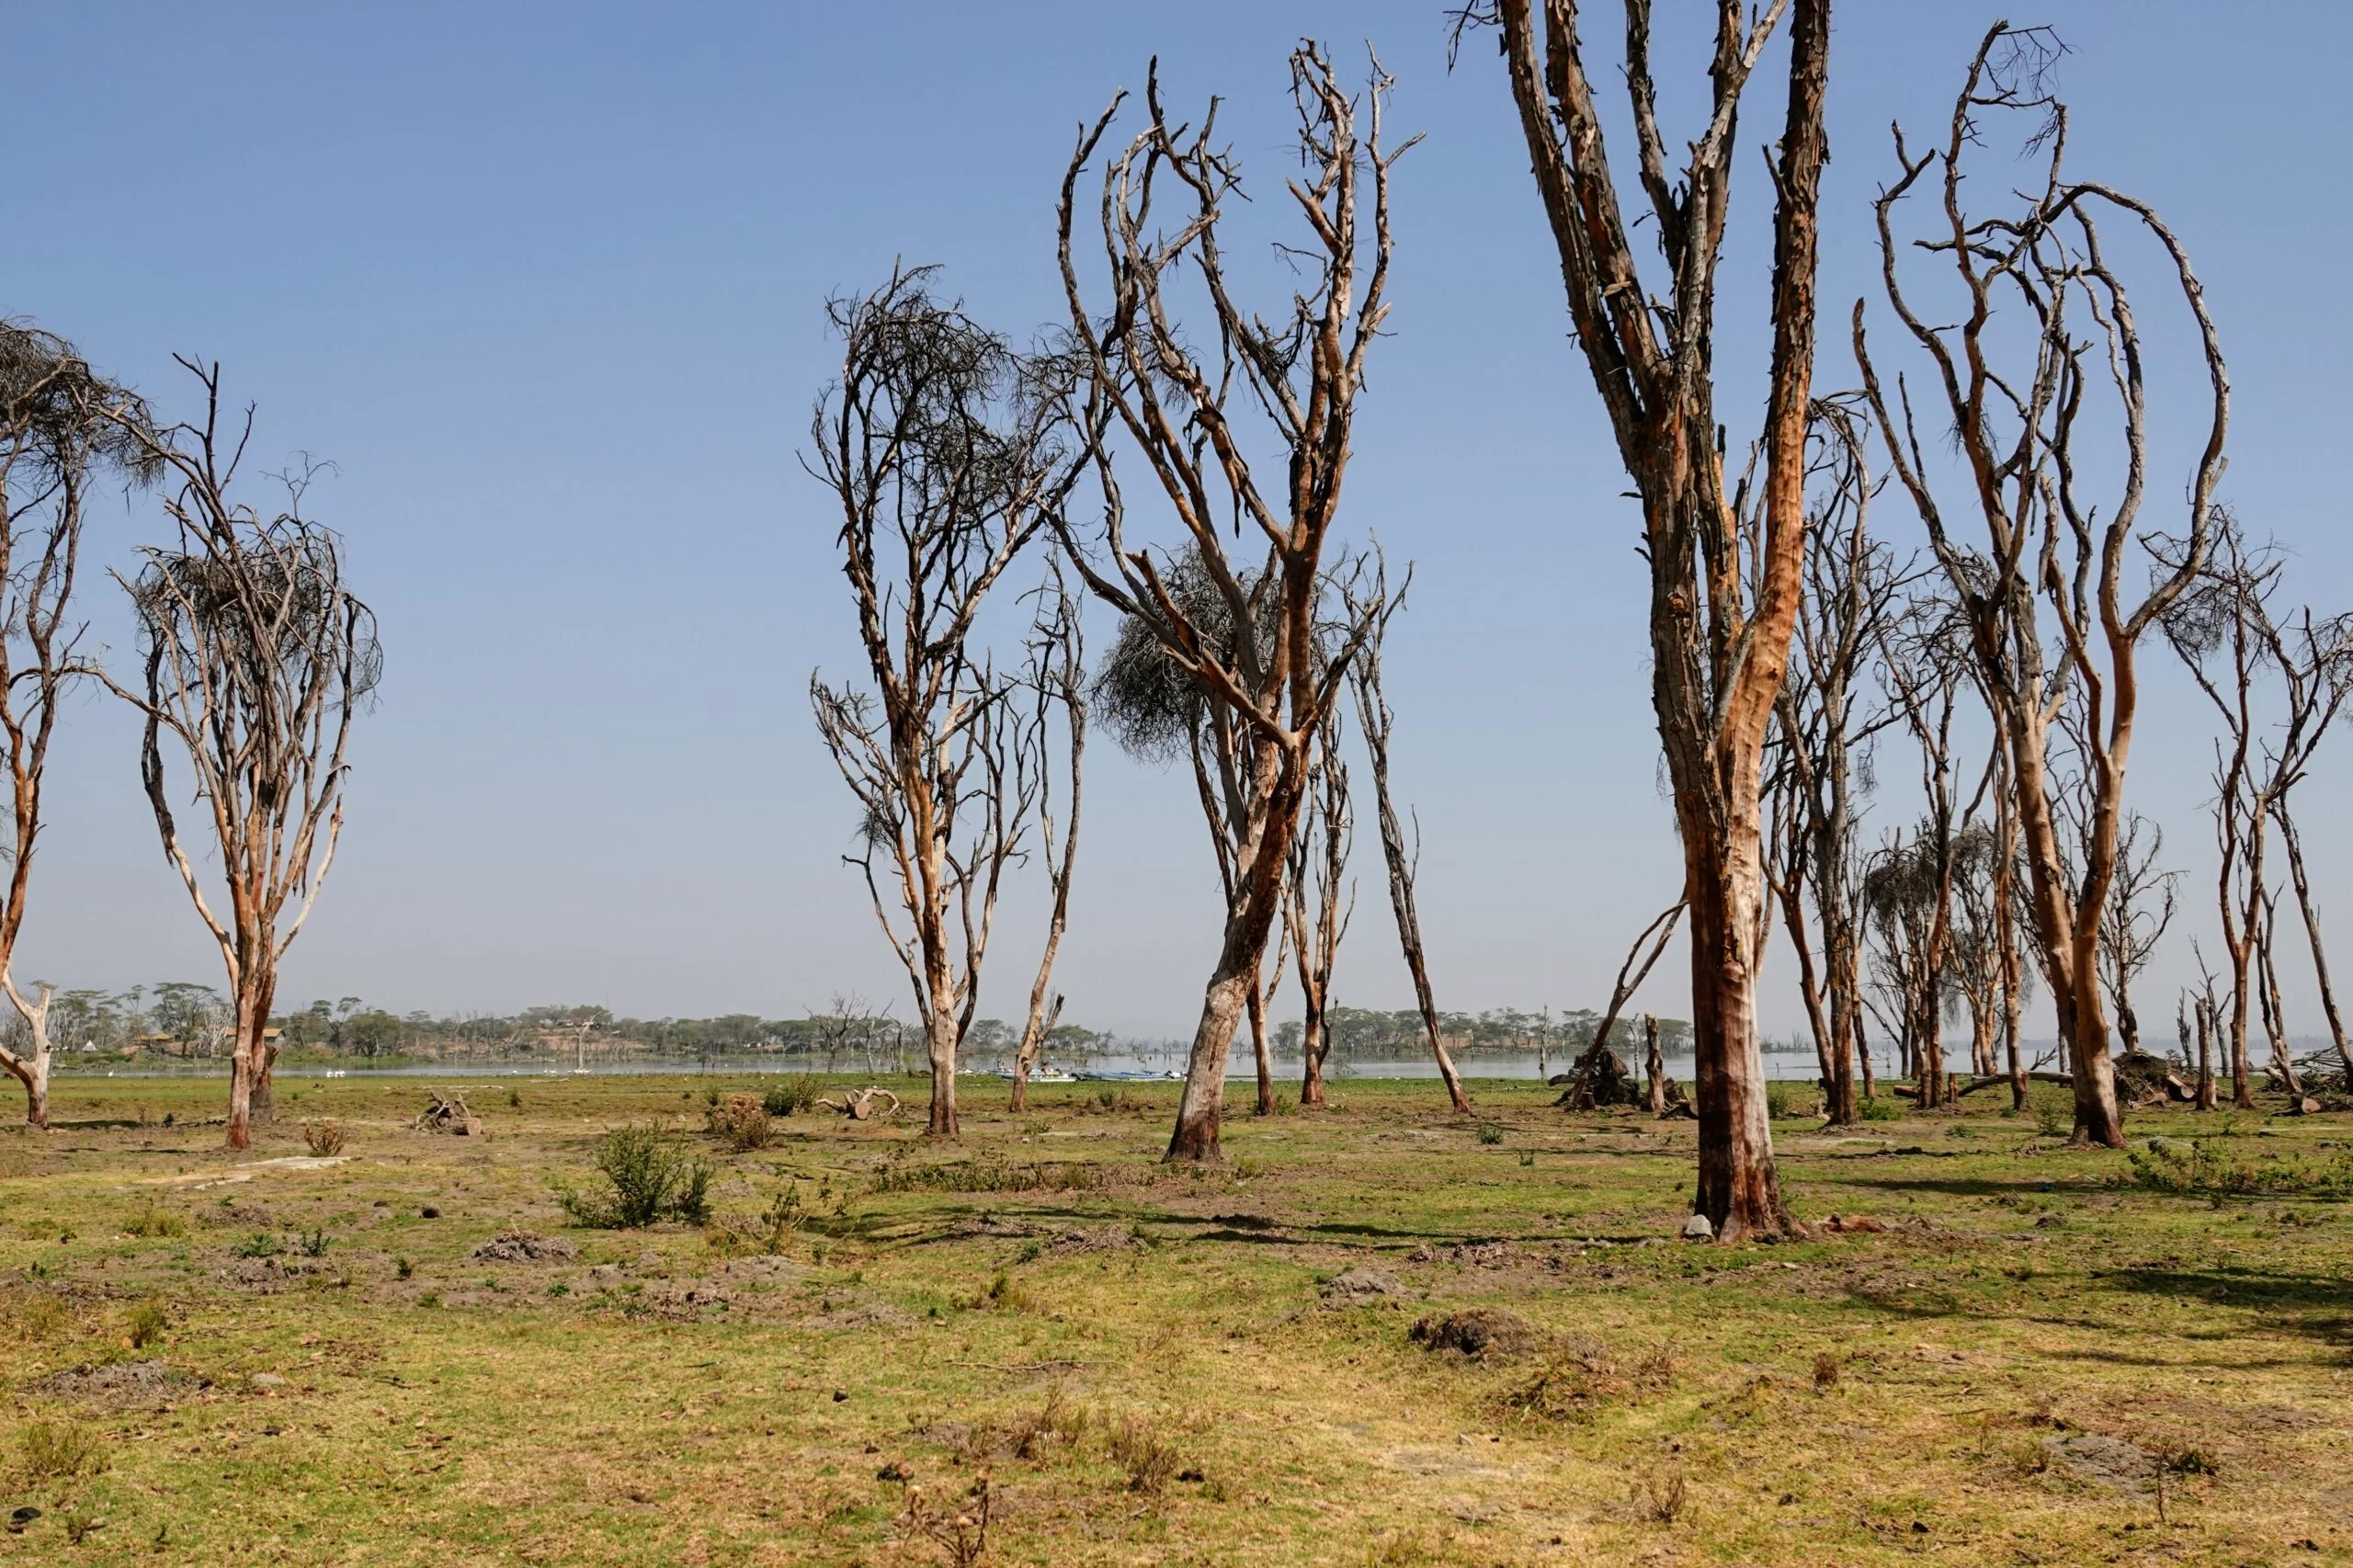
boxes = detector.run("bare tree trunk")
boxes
[1353,603,1470,1112]
[1249,958,1277,1115]
[2256,892,2303,1099]
[1645,1013,1668,1117]
[1855,1009,1878,1102]
[2278,811,2351,1085]
[2195,994,2217,1110]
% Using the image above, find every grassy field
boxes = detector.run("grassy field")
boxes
[0,1070,2346,1566]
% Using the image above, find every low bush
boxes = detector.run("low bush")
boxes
[1105,1412,1180,1494]
[705,1094,774,1152]
[762,1076,820,1118]
[871,1158,1098,1195]
[2126,1138,2353,1199]
[123,1206,186,1239]
[125,1300,169,1350]
[302,1119,348,1156]
[1475,1123,1505,1145]
[559,1124,715,1228]
[233,1232,284,1259]
[19,1419,106,1480]
[1858,1096,1901,1122]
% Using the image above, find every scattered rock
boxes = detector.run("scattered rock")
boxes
[249,1372,288,1390]
[1321,1267,1410,1306]
[876,1460,911,1482]
[469,1232,579,1264]
[2043,1432,2161,1493]
[585,1264,624,1286]
[1681,1213,1715,1242]
[719,1255,806,1281]
[2034,1213,2065,1229]
[1408,1241,1518,1267]
[6,1506,38,1533]
[1409,1307,1545,1361]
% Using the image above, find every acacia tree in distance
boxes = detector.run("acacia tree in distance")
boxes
[0,325,149,1128]
[1055,44,1404,1162]
[105,359,380,1151]
[1466,0,1833,1238]
[808,267,1078,1136]
[1857,27,2230,1146]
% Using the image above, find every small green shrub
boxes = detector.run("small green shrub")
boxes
[19,1419,106,1479]
[123,1206,186,1239]
[2127,1139,2353,1198]
[762,1075,820,1117]
[299,1227,332,1257]
[234,1232,285,1259]
[1858,1096,1900,1122]
[1476,1123,1505,1145]
[125,1300,169,1349]
[558,1124,715,1228]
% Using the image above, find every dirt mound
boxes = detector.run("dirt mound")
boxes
[1321,1267,1410,1306]
[1410,1307,1546,1360]
[469,1232,579,1264]
[2044,1432,2161,1492]
[28,1359,179,1404]
[1042,1224,1142,1256]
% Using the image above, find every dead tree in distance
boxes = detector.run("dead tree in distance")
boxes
[1857,25,2230,1144]
[0,325,150,1128]
[1055,45,1405,1162]
[105,360,380,1151]
[808,267,1075,1135]
[1348,574,1471,1114]
[1769,400,1904,1125]
[1007,575,1086,1111]
[1464,0,1833,1239]
[1287,709,1354,1107]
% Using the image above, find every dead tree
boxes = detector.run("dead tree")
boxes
[1007,577,1086,1111]
[1463,0,1833,1239]
[808,267,1076,1136]
[1856,25,2230,1145]
[104,359,380,1151]
[1055,45,1404,1162]
[0,325,149,1129]
[2167,525,2353,1093]
[2090,812,2176,1062]
[1770,400,1904,1124]
[1349,576,1471,1113]
[1287,710,1354,1107]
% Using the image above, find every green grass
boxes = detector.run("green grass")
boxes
[0,1071,2347,1564]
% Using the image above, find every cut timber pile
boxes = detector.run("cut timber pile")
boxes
[413,1092,483,1136]
[1552,1043,1643,1111]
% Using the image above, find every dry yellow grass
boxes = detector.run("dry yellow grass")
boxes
[0,1072,2346,1564]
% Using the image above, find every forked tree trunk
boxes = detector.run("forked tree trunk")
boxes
[0,984,53,1131]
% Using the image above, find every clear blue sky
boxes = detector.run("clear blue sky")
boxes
[6,3,2348,1040]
